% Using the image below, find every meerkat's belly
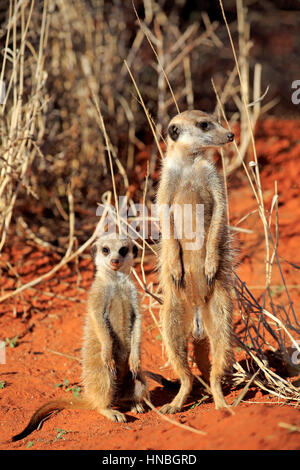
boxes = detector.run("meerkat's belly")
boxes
[108,295,133,359]
[172,181,213,250]
[171,179,214,304]
[84,294,132,361]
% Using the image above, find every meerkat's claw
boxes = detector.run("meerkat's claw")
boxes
[159,403,181,415]
[205,274,215,287]
[171,274,184,289]
[129,356,140,378]
[204,254,218,286]
[131,403,145,414]
[104,362,117,375]
[110,410,127,423]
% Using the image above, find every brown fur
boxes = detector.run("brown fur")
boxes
[156,110,235,413]
[12,235,148,441]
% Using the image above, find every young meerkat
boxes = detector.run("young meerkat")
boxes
[156,109,235,414]
[12,234,148,442]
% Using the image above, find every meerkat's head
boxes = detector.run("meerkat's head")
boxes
[91,234,138,276]
[167,109,234,154]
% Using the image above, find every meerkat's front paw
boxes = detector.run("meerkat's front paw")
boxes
[170,264,184,289]
[102,355,116,374]
[204,254,218,286]
[129,355,140,378]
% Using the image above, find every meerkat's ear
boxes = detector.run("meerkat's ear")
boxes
[91,243,98,263]
[212,106,220,120]
[168,124,180,141]
[132,244,138,259]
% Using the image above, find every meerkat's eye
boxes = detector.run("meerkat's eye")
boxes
[119,246,129,257]
[168,124,180,141]
[102,246,110,255]
[196,121,210,131]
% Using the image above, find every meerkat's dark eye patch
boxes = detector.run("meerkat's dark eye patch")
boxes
[119,246,129,257]
[132,244,138,258]
[168,124,180,141]
[196,121,211,131]
[102,246,110,255]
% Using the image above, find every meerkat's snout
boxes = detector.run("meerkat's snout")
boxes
[226,132,234,142]
[109,244,134,271]
[110,257,120,270]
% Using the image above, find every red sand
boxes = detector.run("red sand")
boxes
[0,119,300,450]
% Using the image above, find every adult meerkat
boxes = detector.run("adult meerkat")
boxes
[12,234,148,441]
[156,109,235,414]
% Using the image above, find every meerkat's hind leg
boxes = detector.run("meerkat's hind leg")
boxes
[192,306,211,384]
[203,283,233,409]
[130,374,148,414]
[159,297,194,414]
[193,337,211,384]
[83,360,127,422]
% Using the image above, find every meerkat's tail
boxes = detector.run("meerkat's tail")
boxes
[11,397,88,442]
[144,371,179,390]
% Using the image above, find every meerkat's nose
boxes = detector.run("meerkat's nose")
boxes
[227,132,234,142]
[110,258,120,266]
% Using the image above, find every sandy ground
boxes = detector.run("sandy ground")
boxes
[0,119,300,450]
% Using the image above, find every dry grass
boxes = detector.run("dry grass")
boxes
[217,0,300,404]
[0,0,50,251]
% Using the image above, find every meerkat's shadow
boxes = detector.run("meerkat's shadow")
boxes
[147,374,216,409]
